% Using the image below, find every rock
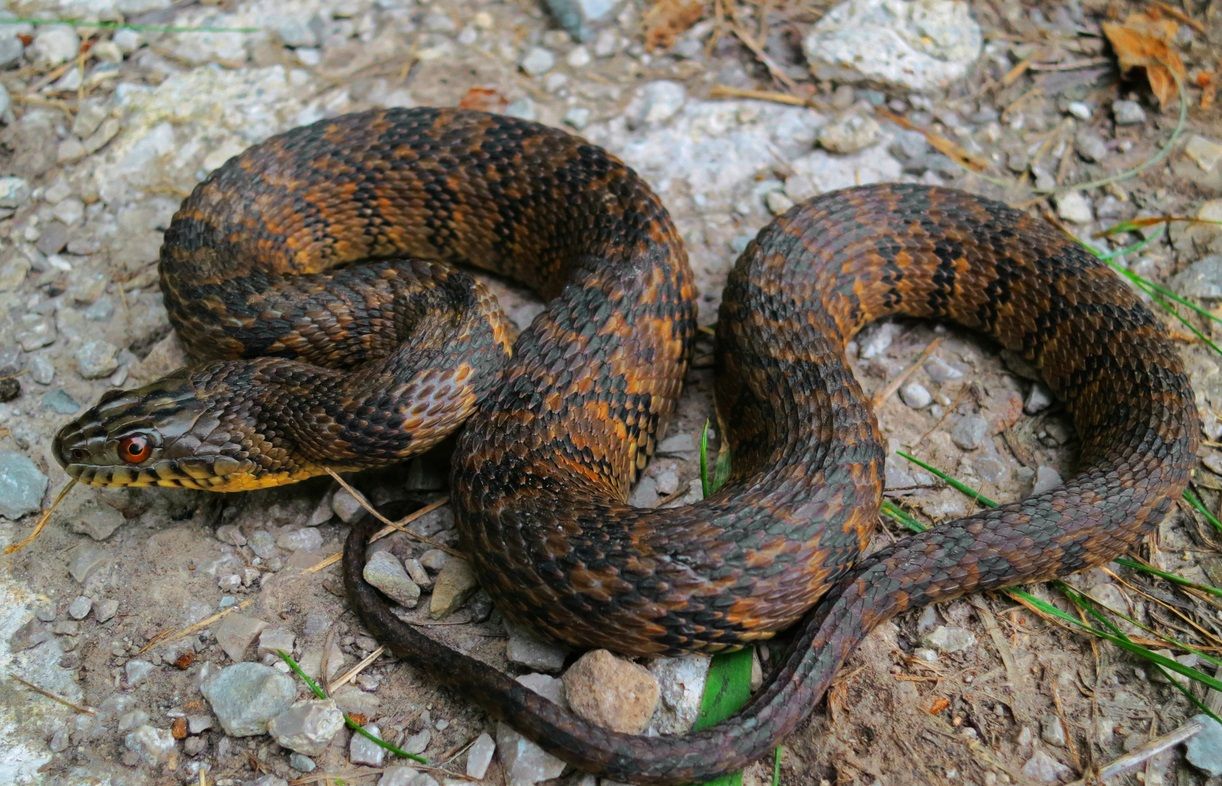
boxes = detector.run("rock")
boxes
[645,654,710,734]
[430,557,479,618]
[95,599,119,623]
[1031,465,1062,495]
[924,356,965,383]
[331,487,365,523]
[0,34,22,69]
[563,649,660,734]
[1066,101,1091,121]
[201,663,297,737]
[67,596,93,620]
[817,112,881,154]
[519,46,555,76]
[628,81,686,128]
[268,699,344,756]
[803,0,983,93]
[921,625,975,653]
[42,389,80,415]
[365,551,423,608]
[124,724,176,765]
[350,722,387,766]
[124,659,154,687]
[0,177,30,210]
[1185,714,1222,777]
[187,715,213,734]
[1021,748,1072,782]
[506,97,537,121]
[379,767,434,786]
[544,0,622,40]
[764,190,795,216]
[1075,130,1107,163]
[1040,715,1066,747]
[974,455,1008,486]
[419,549,449,572]
[950,415,988,451]
[74,340,121,379]
[899,382,932,409]
[289,753,316,772]
[0,452,48,520]
[1170,255,1222,300]
[506,624,568,672]
[69,543,110,584]
[214,613,268,662]
[259,627,297,657]
[497,677,568,785]
[30,26,80,68]
[1184,135,1222,173]
[276,527,323,552]
[465,732,496,779]
[657,433,696,455]
[1024,383,1053,414]
[276,17,319,48]
[1054,191,1093,224]
[563,106,591,130]
[1113,100,1146,125]
[402,727,431,754]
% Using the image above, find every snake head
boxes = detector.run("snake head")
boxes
[52,364,308,492]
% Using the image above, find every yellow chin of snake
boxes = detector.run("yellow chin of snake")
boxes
[73,462,341,492]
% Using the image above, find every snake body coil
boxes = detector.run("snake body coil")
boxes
[54,109,1199,783]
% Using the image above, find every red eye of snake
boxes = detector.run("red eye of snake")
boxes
[118,434,152,464]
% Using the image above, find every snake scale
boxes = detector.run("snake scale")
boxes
[53,108,1199,783]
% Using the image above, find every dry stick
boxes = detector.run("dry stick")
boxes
[1067,716,1206,784]
[328,645,385,693]
[871,336,943,409]
[4,479,78,555]
[9,674,97,715]
[324,469,462,557]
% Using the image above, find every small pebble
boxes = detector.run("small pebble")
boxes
[258,627,297,657]
[124,724,176,765]
[1054,191,1093,224]
[1184,135,1222,173]
[563,106,591,130]
[1023,383,1053,414]
[201,663,297,736]
[331,488,365,523]
[817,111,881,154]
[276,527,323,552]
[1066,101,1091,120]
[349,722,387,766]
[1031,465,1062,495]
[628,81,686,128]
[67,596,92,620]
[764,190,794,216]
[0,452,48,520]
[921,625,976,653]
[430,557,478,618]
[214,613,268,662]
[519,46,555,76]
[124,659,154,687]
[0,176,30,210]
[74,341,121,379]
[950,415,989,451]
[1021,748,1072,782]
[506,624,568,672]
[1113,99,1146,125]
[899,382,932,409]
[562,649,660,734]
[289,752,317,772]
[465,732,496,779]
[364,551,422,609]
[95,599,119,623]
[269,699,345,756]
[1185,714,1222,777]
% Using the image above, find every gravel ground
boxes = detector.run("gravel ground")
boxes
[1,1,1220,785]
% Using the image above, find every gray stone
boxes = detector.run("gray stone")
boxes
[1170,255,1222,300]
[124,724,176,765]
[1040,714,1066,747]
[657,434,696,455]
[465,732,496,778]
[1021,748,1072,782]
[430,557,479,618]
[519,47,555,77]
[276,17,319,48]
[69,543,109,584]
[276,527,323,552]
[1031,465,1062,495]
[563,106,591,130]
[765,190,795,216]
[924,356,965,383]
[419,549,449,572]
[187,714,213,734]
[0,452,47,520]
[17,314,56,351]
[74,341,121,379]
[544,0,623,41]
[1055,191,1093,224]
[124,659,154,687]
[214,613,268,662]
[331,488,365,523]
[364,551,422,608]
[9,619,51,651]
[402,557,432,589]
[42,389,80,415]
[30,26,80,68]
[378,767,420,786]
[803,0,983,92]
[258,627,297,657]
[288,753,316,772]
[1075,131,1107,163]
[201,663,297,736]
[974,455,1008,486]
[95,599,119,623]
[506,97,537,121]
[645,654,710,734]
[350,722,387,766]
[402,727,431,754]
[506,624,568,672]
[1185,714,1222,777]
[1024,383,1053,414]
[1113,100,1146,125]
[1184,135,1222,172]
[269,699,345,756]
[67,596,92,620]
[818,112,882,154]
[29,356,54,385]
[0,177,30,209]
[496,675,568,784]
[628,81,686,128]
[65,496,125,541]
[859,322,898,358]
[950,415,989,451]
[921,625,976,653]
[899,382,932,409]
[0,35,22,69]
[1066,101,1091,120]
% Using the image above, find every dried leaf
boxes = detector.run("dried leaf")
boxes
[1195,70,1215,111]
[1102,13,1186,108]
[927,697,951,714]
[644,0,705,52]
[457,86,508,113]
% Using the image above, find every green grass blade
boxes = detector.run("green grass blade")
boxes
[895,451,999,508]
[1114,556,1222,598]
[772,745,783,786]
[275,649,428,763]
[1184,488,1222,533]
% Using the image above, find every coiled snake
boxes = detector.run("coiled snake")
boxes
[53,108,1199,783]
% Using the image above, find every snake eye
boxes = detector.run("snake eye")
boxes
[118,434,153,464]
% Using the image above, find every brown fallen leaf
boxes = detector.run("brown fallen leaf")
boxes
[457,86,508,113]
[1195,70,1215,111]
[875,108,989,173]
[927,697,951,715]
[1102,12,1186,108]
[644,0,706,52]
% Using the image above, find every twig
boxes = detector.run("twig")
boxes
[872,337,943,409]
[4,479,77,555]
[1067,717,1206,784]
[9,674,97,714]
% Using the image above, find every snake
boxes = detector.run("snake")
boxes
[52,108,1199,783]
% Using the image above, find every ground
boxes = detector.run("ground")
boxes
[0,1,1220,785]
